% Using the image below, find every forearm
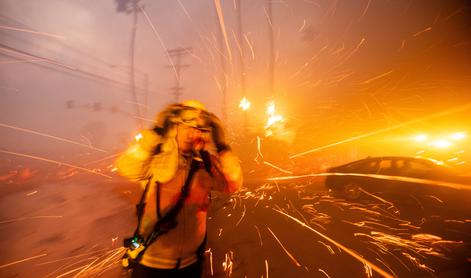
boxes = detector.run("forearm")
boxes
[210,151,243,193]
[115,130,161,181]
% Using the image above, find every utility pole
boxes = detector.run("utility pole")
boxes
[129,0,141,126]
[236,0,246,99]
[266,0,275,98]
[114,0,142,127]
[167,47,192,102]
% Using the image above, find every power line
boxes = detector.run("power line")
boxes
[0,43,153,96]
[0,14,148,84]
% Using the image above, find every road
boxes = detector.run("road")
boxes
[0,176,469,277]
[206,178,471,277]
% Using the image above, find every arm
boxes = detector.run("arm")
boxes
[204,112,243,193]
[206,151,243,194]
[115,129,161,182]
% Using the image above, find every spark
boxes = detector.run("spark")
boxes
[400,39,406,51]
[362,70,394,84]
[235,204,246,226]
[263,7,273,28]
[402,252,435,274]
[46,258,95,278]
[239,97,251,111]
[231,29,244,60]
[254,225,263,246]
[175,0,193,22]
[222,251,234,276]
[207,248,214,276]
[266,226,302,267]
[254,136,264,163]
[83,152,121,166]
[290,102,471,158]
[413,26,432,37]
[288,200,309,225]
[364,263,373,277]
[263,161,293,174]
[358,188,397,210]
[317,241,335,255]
[65,247,125,277]
[298,19,306,32]
[0,253,47,269]
[425,195,443,203]
[318,268,331,278]
[68,258,101,278]
[26,190,38,196]
[0,25,65,39]
[132,115,157,123]
[265,259,269,278]
[342,220,406,232]
[360,0,372,18]
[243,34,255,60]
[0,122,107,153]
[0,215,62,225]
[139,6,179,80]
[0,149,112,179]
[213,0,233,61]
[35,248,111,266]
[340,38,366,64]
[273,208,395,278]
[290,45,328,79]
[412,234,442,241]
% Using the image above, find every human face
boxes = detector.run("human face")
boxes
[175,108,210,153]
[176,124,205,153]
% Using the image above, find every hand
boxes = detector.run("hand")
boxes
[208,113,231,153]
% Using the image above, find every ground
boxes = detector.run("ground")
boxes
[0,174,470,277]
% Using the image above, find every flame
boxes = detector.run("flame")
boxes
[239,97,251,111]
[450,132,466,140]
[413,134,428,142]
[134,133,143,142]
[429,139,451,148]
[264,101,285,137]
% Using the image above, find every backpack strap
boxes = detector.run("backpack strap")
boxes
[133,144,162,237]
[134,157,201,262]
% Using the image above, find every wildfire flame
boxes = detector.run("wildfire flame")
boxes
[239,97,251,111]
[134,133,143,142]
[265,101,285,137]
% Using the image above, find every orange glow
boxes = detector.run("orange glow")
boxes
[264,101,285,137]
[413,134,428,142]
[239,97,251,111]
[450,132,466,140]
[430,139,452,149]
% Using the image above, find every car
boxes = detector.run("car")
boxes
[325,156,471,206]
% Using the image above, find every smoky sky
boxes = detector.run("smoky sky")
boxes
[0,0,470,162]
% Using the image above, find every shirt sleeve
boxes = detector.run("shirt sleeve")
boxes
[115,129,161,182]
